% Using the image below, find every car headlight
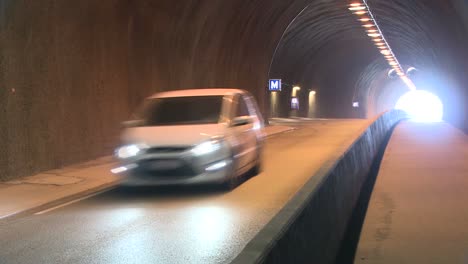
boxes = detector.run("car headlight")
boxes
[191,140,223,156]
[116,144,146,159]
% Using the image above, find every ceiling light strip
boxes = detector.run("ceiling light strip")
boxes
[348,1,416,90]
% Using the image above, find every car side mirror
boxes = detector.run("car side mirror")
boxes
[231,116,253,127]
[121,119,144,128]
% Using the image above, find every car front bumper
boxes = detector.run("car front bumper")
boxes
[113,155,234,186]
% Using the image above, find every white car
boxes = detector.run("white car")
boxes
[112,88,265,188]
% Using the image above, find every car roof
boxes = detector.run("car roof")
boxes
[147,88,247,99]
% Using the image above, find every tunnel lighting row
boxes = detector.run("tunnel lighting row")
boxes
[348,1,416,90]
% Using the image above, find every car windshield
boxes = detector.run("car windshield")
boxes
[137,96,224,126]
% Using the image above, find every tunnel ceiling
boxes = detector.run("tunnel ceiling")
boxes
[1,0,467,180]
[269,0,468,120]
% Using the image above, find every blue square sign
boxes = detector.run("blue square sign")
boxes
[269,79,281,91]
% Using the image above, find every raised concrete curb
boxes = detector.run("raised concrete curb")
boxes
[0,125,295,222]
[231,110,406,264]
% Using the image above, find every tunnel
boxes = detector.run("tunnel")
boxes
[1,0,467,181]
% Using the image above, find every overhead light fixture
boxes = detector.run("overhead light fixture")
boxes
[407,67,418,76]
[349,6,366,11]
[354,11,367,15]
[380,49,391,55]
[349,0,417,90]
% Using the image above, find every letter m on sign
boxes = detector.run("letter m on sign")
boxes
[269,79,281,91]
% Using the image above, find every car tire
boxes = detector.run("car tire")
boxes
[222,160,239,190]
[250,140,263,176]
[223,174,239,190]
[251,157,262,176]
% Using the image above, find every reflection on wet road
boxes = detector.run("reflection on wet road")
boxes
[0,120,366,264]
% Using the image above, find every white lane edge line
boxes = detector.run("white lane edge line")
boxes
[34,189,108,215]
[0,212,22,220]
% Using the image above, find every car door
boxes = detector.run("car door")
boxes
[231,95,258,172]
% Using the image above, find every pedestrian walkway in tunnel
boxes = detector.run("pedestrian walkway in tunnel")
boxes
[354,121,468,264]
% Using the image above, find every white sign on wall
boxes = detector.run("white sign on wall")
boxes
[269,79,281,91]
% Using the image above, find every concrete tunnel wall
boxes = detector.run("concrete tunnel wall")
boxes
[1,0,467,180]
[0,0,314,180]
[269,0,468,124]
[232,110,406,264]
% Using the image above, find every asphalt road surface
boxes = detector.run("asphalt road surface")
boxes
[0,119,367,264]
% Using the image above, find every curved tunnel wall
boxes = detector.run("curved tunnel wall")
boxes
[269,1,381,119]
[372,0,468,131]
[269,0,468,125]
[0,0,467,180]
[0,0,311,180]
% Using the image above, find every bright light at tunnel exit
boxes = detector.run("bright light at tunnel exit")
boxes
[395,90,443,122]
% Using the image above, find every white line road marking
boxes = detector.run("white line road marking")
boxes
[34,189,109,215]
[0,212,22,220]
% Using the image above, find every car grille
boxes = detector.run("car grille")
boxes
[137,159,197,177]
[144,146,191,154]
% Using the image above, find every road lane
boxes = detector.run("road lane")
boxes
[0,119,367,264]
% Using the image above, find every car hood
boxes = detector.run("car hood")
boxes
[121,123,228,146]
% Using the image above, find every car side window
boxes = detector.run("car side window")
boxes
[235,96,250,117]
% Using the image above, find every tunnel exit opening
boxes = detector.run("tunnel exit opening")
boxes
[395,90,443,122]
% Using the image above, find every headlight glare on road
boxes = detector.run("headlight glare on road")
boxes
[116,144,142,159]
[191,140,222,156]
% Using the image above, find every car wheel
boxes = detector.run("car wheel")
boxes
[251,157,262,176]
[222,160,239,190]
[223,174,239,190]
[250,141,263,176]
